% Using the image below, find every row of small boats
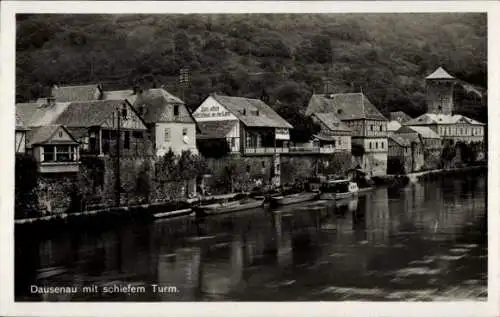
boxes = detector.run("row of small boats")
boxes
[190,179,371,218]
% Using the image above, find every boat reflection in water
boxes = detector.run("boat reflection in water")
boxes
[15,172,487,301]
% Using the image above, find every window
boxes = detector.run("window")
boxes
[164,128,171,142]
[182,127,188,136]
[42,145,75,162]
[381,142,384,149]
[43,146,55,162]
[57,146,72,161]
[460,128,463,135]
[124,131,130,149]
[369,142,372,149]
[375,142,378,149]
[230,138,236,148]
[379,125,383,132]
[370,125,373,131]
[174,105,179,116]
[58,131,63,137]
[261,161,265,168]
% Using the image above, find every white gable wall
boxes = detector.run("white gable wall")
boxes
[193,97,238,121]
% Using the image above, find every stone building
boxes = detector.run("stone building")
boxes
[306,92,388,176]
[405,67,486,144]
[388,133,424,174]
[396,125,441,169]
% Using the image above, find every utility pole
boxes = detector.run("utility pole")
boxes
[115,106,121,207]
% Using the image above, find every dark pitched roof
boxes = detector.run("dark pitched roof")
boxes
[306,93,387,121]
[102,89,137,102]
[211,94,293,129]
[16,102,71,127]
[197,120,237,139]
[54,100,143,128]
[389,111,412,123]
[389,134,411,147]
[397,126,441,139]
[26,125,78,147]
[312,112,351,132]
[130,88,193,124]
[425,67,455,80]
[51,84,102,102]
[405,113,485,126]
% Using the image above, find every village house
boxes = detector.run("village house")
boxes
[306,112,352,154]
[404,67,486,144]
[16,98,150,158]
[103,87,198,157]
[404,113,485,144]
[306,92,389,176]
[193,93,293,156]
[15,113,29,154]
[25,125,80,173]
[388,133,424,174]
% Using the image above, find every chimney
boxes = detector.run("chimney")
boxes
[243,108,247,115]
[323,79,332,95]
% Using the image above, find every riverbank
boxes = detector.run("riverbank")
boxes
[376,164,487,186]
[15,164,487,230]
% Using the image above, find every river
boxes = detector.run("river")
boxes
[15,172,487,301]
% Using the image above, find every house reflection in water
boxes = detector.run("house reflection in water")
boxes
[272,211,293,268]
[200,238,244,298]
[156,247,201,300]
[364,189,390,246]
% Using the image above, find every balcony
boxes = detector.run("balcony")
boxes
[288,146,345,154]
[243,147,289,155]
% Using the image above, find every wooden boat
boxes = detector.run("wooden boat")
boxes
[270,191,319,207]
[153,208,193,219]
[319,179,359,200]
[194,197,265,217]
[357,186,374,194]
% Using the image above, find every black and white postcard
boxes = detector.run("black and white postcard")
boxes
[1,1,499,316]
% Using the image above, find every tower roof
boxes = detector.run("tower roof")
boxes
[425,67,455,80]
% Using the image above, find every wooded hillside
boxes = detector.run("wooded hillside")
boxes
[16,13,487,122]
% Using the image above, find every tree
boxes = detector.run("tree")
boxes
[136,160,152,203]
[276,103,321,143]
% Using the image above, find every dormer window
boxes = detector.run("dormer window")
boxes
[174,105,179,116]
[337,109,342,115]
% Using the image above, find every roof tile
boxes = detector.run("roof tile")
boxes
[306,93,387,121]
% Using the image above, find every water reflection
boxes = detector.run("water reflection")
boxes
[16,173,487,301]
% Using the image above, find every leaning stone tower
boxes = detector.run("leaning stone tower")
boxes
[425,66,456,115]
